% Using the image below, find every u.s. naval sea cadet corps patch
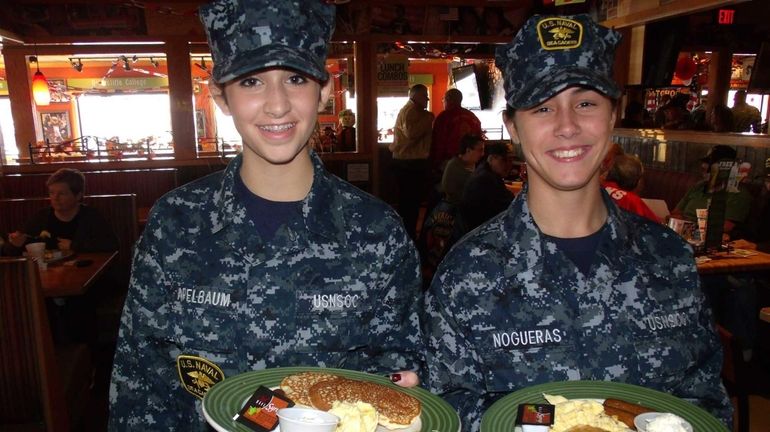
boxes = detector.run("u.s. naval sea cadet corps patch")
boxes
[536,17,583,50]
[177,354,225,399]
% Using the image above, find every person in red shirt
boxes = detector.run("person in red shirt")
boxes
[430,88,482,169]
[603,154,660,223]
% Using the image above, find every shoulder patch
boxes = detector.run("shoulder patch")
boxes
[537,17,583,51]
[176,354,225,399]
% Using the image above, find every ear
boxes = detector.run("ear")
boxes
[610,106,618,128]
[209,81,231,116]
[503,111,520,144]
[317,78,333,113]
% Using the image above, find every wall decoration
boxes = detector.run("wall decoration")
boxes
[40,111,70,144]
[320,95,335,115]
[195,109,206,138]
[48,79,71,103]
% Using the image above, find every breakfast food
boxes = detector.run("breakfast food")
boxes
[309,377,421,429]
[543,394,630,432]
[279,372,421,430]
[280,372,339,407]
[328,401,379,432]
[644,413,691,432]
[565,427,613,432]
[602,399,654,428]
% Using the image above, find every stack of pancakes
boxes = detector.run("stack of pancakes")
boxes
[280,372,421,429]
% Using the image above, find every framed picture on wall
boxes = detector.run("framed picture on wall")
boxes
[195,109,206,138]
[48,79,71,103]
[40,111,71,144]
[320,97,335,115]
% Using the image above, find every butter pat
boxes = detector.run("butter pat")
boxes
[329,401,378,432]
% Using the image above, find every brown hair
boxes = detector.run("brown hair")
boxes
[46,168,85,196]
[606,154,644,191]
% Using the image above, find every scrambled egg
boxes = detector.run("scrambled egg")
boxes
[544,394,631,432]
[329,401,378,432]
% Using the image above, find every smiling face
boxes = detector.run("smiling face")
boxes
[505,87,616,193]
[211,68,332,166]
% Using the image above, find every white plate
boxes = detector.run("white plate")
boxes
[634,412,693,432]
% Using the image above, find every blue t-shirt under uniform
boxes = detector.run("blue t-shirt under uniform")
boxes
[544,224,607,275]
[233,173,301,241]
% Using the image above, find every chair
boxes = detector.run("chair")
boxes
[717,324,750,432]
[0,258,93,432]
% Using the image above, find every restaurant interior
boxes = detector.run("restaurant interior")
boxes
[1,0,769,431]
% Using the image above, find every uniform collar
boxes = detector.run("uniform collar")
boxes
[210,150,346,244]
[498,184,637,279]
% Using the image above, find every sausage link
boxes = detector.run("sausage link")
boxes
[603,405,638,428]
[603,398,655,417]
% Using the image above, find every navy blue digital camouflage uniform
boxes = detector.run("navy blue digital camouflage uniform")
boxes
[424,186,732,432]
[108,1,423,428]
[424,14,732,432]
[109,151,423,430]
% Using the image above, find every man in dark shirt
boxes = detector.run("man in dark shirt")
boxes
[460,142,514,232]
[3,168,118,255]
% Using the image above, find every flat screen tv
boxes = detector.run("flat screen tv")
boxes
[748,41,770,93]
[451,64,491,110]
[641,17,688,88]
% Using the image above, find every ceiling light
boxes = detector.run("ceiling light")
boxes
[70,57,83,72]
[30,48,50,106]
[195,56,208,72]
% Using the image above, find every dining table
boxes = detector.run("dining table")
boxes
[41,251,118,297]
[695,245,770,275]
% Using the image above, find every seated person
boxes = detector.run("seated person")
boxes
[660,93,692,130]
[603,154,660,223]
[671,145,751,240]
[741,157,770,252]
[2,168,119,255]
[440,134,485,205]
[459,142,514,232]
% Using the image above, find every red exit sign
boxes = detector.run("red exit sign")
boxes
[718,9,735,25]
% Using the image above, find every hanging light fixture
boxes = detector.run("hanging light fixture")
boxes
[195,56,208,72]
[120,55,131,71]
[69,57,84,72]
[30,45,50,106]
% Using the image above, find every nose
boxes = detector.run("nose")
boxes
[553,109,580,138]
[263,83,290,118]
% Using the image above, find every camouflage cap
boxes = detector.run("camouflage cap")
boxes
[199,0,335,84]
[495,14,622,109]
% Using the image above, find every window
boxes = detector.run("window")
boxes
[78,93,173,158]
[0,97,16,164]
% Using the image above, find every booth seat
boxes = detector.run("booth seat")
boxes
[640,167,701,211]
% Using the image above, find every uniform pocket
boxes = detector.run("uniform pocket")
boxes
[164,285,242,355]
[479,342,576,392]
[294,290,369,352]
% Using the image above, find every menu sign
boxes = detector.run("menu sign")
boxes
[66,77,168,91]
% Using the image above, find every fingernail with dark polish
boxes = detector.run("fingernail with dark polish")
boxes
[390,373,402,383]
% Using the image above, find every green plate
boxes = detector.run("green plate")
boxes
[202,366,460,432]
[480,381,728,432]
